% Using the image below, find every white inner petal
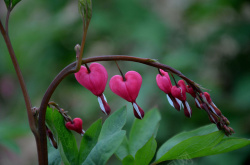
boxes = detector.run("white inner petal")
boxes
[209,114,217,124]
[212,102,217,108]
[98,97,107,115]
[195,98,201,108]
[103,94,107,102]
[81,129,85,136]
[209,104,217,115]
[185,101,192,117]
[166,94,174,107]
[176,98,183,109]
[133,103,142,119]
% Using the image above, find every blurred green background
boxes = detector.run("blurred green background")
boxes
[0,0,250,164]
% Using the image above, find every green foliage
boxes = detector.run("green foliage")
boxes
[78,119,102,164]
[134,136,157,165]
[4,0,21,9]
[46,107,78,165]
[154,124,250,164]
[128,108,161,157]
[78,0,92,22]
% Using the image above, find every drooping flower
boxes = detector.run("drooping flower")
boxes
[75,63,111,115]
[186,85,202,109]
[201,92,222,117]
[65,118,85,136]
[109,71,144,119]
[156,69,181,111]
[171,80,192,118]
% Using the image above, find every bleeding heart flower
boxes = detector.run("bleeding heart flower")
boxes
[156,69,181,111]
[75,63,111,115]
[65,118,85,136]
[109,71,144,119]
[186,85,202,109]
[201,92,222,117]
[171,80,192,118]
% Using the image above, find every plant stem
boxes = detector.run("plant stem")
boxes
[0,18,39,160]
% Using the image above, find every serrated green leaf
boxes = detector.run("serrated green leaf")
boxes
[115,136,129,160]
[122,155,135,165]
[99,106,127,141]
[78,118,102,164]
[46,107,78,165]
[155,131,224,163]
[129,108,161,156]
[135,136,157,165]
[156,124,217,160]
[82,130,126,165]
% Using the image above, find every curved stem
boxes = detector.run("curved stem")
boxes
[38,55,202,164]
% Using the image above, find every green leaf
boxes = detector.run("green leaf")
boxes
[46,107,78,165]
[12,0,21,8]
[115,136,130,160]
[82,130,126,165]
[129,108,161,156]
[156,124,217,160]
[78,118,102,164]
[122,155,135,165]
[4,0,10,8]
[48,140,61,165]
[207,137,250,155]
[135,136,157,165]
[155,131,224,163]
[99,106,127,141]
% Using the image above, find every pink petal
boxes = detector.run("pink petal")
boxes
[75,63,108,96]
[156,70,172,94]
[109,71,142,102]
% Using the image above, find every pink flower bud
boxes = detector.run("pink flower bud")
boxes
[187,85,201,109]
[109,71,144,119]
[156,70,181,111]
[201,92,222,116]
[65,118,85,136]
[75,63,111,115]
[171,80,192,118]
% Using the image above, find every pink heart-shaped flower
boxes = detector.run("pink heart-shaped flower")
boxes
[75,63,108,96]
[65,118,84,135]
[156,69,172,94]
[109,71,142,102]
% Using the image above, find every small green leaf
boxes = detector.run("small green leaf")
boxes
[99,106,127,141]
[115,136,130,160]
[156,124,217,160]
[78,0,92,21]
[12,0,21,8]
[78,118,102,164]
[155,131,224,163]
[122,155,135,165]
[82,131,126,165]
[4,0,10,8]
[46,107,78,165]
[129,108,161,156]
[135,136,157,165]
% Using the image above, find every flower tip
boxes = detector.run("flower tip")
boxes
[132,102,144,119]
[98,94,111,115]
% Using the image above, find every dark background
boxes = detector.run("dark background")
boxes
[0,0,250,164]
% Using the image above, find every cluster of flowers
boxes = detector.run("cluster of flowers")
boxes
[65,63,234,136]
